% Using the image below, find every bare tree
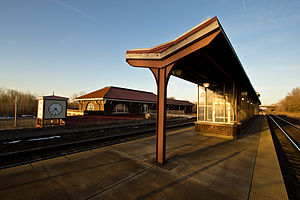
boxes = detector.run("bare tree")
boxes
[68,91,85,109]
[0,88,37,116]
[276,86,300,113]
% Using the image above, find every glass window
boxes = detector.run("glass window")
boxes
[113,104,129,113]
[143,104,148,113]
[197,81,235,124]
[86,102,95,111]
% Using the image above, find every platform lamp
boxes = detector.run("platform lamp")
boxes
[203,83,210,121]
[172,69,183,76]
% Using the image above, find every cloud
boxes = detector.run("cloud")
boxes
[0,40,9,44]
[242,0,246,12]
[52,0,101,24]
[274,66,300,71]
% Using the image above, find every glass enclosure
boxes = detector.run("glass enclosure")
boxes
[197,80,260,124]
[197,81,236,124]
[239,96,258,121]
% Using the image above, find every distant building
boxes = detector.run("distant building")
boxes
[75,86,193,116]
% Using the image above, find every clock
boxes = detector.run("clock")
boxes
[48,103,63,115]
[37,95,68,127]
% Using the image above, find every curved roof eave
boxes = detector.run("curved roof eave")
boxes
[126,17,220,60]
[126,16,260,104]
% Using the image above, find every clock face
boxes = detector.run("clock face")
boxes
[48,103,63,115]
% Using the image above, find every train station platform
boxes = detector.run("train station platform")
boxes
[0,116,288,200]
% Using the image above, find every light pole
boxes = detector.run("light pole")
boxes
[14,95,17,127]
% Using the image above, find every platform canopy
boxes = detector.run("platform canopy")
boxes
[127,17,259,102]
[126,16,260,164]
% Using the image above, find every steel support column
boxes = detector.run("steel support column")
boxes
[150,64,174,164]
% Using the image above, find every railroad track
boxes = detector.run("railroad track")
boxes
[266,114,300,200]
[0,120,194,170]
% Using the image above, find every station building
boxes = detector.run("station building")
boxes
[75,86,193,116]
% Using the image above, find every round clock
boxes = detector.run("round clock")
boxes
[48,103,63,115]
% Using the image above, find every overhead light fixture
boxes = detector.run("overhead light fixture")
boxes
[242,97,244,101]
[172,69,182,76]
[203,83,210,88]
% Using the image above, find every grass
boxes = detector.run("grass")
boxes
[0,118,36,130]
[271,111,300,120]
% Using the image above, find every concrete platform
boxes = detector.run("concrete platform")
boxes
[0,116,288,200]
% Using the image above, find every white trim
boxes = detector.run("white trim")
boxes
[126,20,220,60]
[76,98,192,106]
[75,98,103,101]
[106,98,192,106]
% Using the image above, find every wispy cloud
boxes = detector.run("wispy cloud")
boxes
[52,0,101,24]
[242,0,246,12]
[274,66,300,71]
[0,40,9,44]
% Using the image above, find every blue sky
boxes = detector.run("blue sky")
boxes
[0,0,299,105]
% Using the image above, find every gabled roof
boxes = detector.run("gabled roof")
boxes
[76,86,194,106]
[75,87,111,100]
[104,87,157,102]
[167,99,194,106]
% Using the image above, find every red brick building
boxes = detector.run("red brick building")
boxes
[75,86,193,116]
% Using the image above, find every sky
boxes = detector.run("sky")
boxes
[0,0,299,105]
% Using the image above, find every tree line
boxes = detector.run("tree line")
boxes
[0,88,37,116]
[0,89,85,117]
[276,86,300,113]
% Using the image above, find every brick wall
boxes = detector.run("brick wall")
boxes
[195,115,258,139]
[195,122,238,138]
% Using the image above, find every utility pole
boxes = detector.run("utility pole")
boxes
[14,95,17,127]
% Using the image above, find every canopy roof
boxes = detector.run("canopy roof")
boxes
[126,17,260,103]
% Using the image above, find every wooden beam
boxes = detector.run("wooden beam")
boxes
[149,63,174,164]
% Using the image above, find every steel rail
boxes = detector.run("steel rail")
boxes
[272,114,300,130]
[0,121,194,170]
[268,115,300,152]
[0,117,196,143]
